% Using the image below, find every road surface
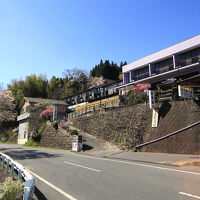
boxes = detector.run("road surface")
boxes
[0,144,200,200]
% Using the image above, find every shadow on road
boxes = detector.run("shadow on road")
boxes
[0,147,23,151]
[34,186,48,200]
[1,149,61,160]
[83,144,93,151]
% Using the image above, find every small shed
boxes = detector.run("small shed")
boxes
[17,97,68,144]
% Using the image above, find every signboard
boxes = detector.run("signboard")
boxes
[53,106,57,121]
[149,90,156,109]
[72,135,78,151]
[178,85,194,99]
[152,108,159,128]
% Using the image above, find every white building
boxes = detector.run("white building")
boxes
[118,35,200,91]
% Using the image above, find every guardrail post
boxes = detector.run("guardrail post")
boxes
[11,163,14,179]
[18,169,22,180]
[5,159,10,174]
[23,179,35,200]
[2,157,5,168]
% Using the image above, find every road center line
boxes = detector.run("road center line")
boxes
[27,169,78,200]
[179,192,200,199]
[68,153,200,176]
[65,161,101,172]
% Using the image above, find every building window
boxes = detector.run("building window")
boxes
[179,47,200,67]
[124,72,130,84]
[135,66,149,81]
[153,58,173,75]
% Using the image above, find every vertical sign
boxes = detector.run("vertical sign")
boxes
[53,106,57,121]
[149,90,156,109]
[72,135,78,151]
[152,108,159,128]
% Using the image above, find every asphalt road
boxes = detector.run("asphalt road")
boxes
[0,144,200,200]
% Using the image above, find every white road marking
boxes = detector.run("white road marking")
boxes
[179,192,200,199]
[69,153,200,176]
[27,169,78,200]
[65,161,101,172]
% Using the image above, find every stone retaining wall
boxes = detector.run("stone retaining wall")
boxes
[40,123,72,150]
[71,100,200,154]
[72,104,151,149]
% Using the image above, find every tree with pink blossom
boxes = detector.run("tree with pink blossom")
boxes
[40,109,53,121]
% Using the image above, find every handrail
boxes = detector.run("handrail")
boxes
[0,152,35,200]
[135,121,200,150]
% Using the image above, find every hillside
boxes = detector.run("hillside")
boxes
[71,100,200,154]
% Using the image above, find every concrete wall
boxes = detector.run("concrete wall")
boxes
[18,119,29,144]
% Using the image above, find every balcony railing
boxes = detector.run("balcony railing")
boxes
[178,56,200,67]
[135,72,149,81]
[153,64,174,75]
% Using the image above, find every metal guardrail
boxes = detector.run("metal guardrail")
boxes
[0,152,35,200]
[135,121,200,150]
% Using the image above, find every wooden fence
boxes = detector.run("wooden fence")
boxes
[68,95,120,118]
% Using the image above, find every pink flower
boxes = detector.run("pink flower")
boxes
[132,83,151,92]
[40,109,53,119]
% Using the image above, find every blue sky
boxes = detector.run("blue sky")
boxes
[0,0,200,87]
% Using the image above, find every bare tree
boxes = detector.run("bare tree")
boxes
[63,68,88,80]
[0,82,4,91]
[0,91,16,122]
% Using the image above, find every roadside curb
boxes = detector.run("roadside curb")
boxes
[102,155,183,167]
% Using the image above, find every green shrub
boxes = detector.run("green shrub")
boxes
[32,122,46,143]
[52,121,58,130]
[70,130,78,136]
[0,131,17,144]
[126,90,147,106]
[24,139,39,147]
[0,177,24,200]
[172,87,179,101]
[38,121,47,135]
[120,137,126,147]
